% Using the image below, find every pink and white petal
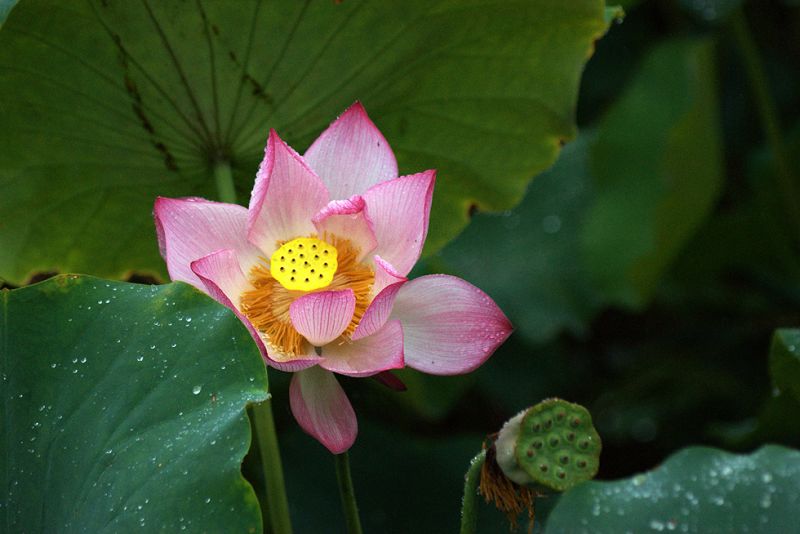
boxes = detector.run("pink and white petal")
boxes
[312,196,378,261]
[290,366,357,454]
[362,170,436,276]
[353,255,406,340]
[154,197,261,289]
[191,249,320,373]
[319,320,404,377]
[372,255,406,296]
[190,249,252,310]
[247,130,329,253]
[263,344,322,373]
[391,275,512,375]
[290,289,356,347]
[352,279,405,340]
[304,102,398,200]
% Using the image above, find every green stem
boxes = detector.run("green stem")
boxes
[730,10,800,238]
[460,449,486,534]
[216,159,290,533]
[214,159,237,204]
[251,400,293,534]
[334,452,363,534]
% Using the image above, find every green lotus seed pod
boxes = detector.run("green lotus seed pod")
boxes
[513,398,601,492]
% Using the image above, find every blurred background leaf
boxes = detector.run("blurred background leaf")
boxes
[438,133,602,345]
[0,0,612,285]
[582,37,723,309]
[769,329,800,401]
[0,0,18,24]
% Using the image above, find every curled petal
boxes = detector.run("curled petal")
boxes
[312,196,378,261]
[352,256,406,340]
[363,170,435,276]
[320,320,404,377]
[290,366,357,454]
[154,197,260,289]
[304,102,398,199]
[190,249,252,310]
[391,275,512,375]
[352,283,405,342]
[372,255,406,296]
[290,289,356,347]
[191,250,320,373]
[248,130,329,254]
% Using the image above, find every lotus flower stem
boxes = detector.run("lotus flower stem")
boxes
[730,10,800,239]
[460,449,486,534]
[251,400,293,534]
[334,451,363,534]
[217,161,291,533]
[214,159,237,204]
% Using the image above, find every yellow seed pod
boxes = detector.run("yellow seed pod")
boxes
[270,237,338,291]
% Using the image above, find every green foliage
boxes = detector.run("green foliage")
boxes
[678,0,744,22]
[440,39,725,342]
[516,399,601,492]
[0,0,613,284]
[275,422,506,534]
[583,38,723,308]
[745,329,800,448]
[545,446,800,533]
[439,133,601,344]
[770,329,800,403]
[2,0,800,531]
[0,276,268,531]
[389,368,474,422]
[0,0,17,24]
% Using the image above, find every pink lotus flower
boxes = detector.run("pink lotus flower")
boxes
[154,103,512,453]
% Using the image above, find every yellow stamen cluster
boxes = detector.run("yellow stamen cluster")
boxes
[240,235,374,358]
[270,237,338,291]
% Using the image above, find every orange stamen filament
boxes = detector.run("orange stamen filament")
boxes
[240,235,374,357]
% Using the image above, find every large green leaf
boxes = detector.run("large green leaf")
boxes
[545,445,800,533]
[582,38,723,308]
[0,0,614,285]
[1,275,268,531]
[438,133,601,345]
